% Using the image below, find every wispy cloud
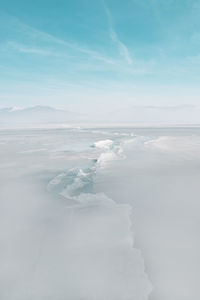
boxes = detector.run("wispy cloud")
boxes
[1,14,154,78]
[7,41,63,57]
[102,0,133,65]
[10,17,117,65]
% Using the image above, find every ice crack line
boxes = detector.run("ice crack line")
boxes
[46,138,152,300]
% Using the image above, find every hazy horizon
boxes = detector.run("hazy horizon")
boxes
[1,104,200,125]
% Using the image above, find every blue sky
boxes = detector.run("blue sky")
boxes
[0,0,200,116]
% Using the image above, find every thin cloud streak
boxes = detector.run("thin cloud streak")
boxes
[7,41,65,57]
[1,14,155,78]
[102,0,133,65]
[13,17,118,65]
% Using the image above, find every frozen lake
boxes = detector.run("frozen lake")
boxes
[0,127,199,300]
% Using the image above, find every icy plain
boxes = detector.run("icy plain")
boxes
[0,127,199,300]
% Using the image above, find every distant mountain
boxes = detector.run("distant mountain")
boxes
[1,104,198,126]
[0,106,86,124]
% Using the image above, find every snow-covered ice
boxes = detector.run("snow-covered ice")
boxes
[0,127,200,300]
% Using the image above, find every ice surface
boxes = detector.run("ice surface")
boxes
[45,137,152,299]
[94,129,200,300]
[0,129,152,300]
[1,127,200,300]
[94,139,114,149]
[24,192,151,300]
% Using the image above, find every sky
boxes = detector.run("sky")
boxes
[0,0,200,120]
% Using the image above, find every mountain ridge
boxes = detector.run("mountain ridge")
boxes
[0,105,85,124]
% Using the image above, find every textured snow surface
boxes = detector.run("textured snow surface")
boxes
[0,127,200,300]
